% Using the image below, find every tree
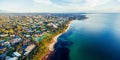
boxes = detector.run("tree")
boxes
[9,29,14,33]
[17,25,21,31]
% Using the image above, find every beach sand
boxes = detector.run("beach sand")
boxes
[48,21,72,51]
[42,21,72,60]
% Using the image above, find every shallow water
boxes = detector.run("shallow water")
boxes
[51,14,120,60]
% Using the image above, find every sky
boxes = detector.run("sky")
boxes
[0,0,120,13]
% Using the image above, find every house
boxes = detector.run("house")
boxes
[47,23,58,28]
[0,40,6,53]
[5,56,18,60]
[52,24,58,28]
[0,34,8,37]
[24,34,31,38]
[25,44,36,52]
[10,35,15,37]
[4,41,12,49]
[27,29,34,33]
[34,34,42,37]
[10,36,22,45]
[23,44,36,55]
[4,41,10,46]
[0,40,5,46]
[12,52,21,57]
[0,40,11,49]
[36,30,41,34]
[23,40,31,45]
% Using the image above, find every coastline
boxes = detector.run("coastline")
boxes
[48,21,71,51]
[48,20,72,51]
[42,21,72,60]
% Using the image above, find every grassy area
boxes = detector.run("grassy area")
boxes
[19,20,71,60]
[34,33,51,42]
[32,21,71,60]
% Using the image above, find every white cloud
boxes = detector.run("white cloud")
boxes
[85,0,109,7]
[117,0,120,2]
[33,0,52,4]
[0,1,25,12]
[63,0,85,3]
[46,0,110,12]
[1,0,120,12]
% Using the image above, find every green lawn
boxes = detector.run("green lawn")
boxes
[34,33,51,42]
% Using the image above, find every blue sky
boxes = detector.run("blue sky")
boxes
[0,0,120,13]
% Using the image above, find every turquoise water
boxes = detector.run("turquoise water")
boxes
[51,14,120,60]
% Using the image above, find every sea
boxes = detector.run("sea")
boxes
[50,14,120,60]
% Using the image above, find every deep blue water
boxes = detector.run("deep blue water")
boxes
[50,14,120,60]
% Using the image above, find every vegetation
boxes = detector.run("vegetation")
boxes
[0,16,70,60]
[32,20,71,60]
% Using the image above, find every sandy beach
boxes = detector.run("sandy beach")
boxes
[42,21,72,60]
[48,21,72,51]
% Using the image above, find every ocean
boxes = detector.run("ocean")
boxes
[50,14,120,60]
